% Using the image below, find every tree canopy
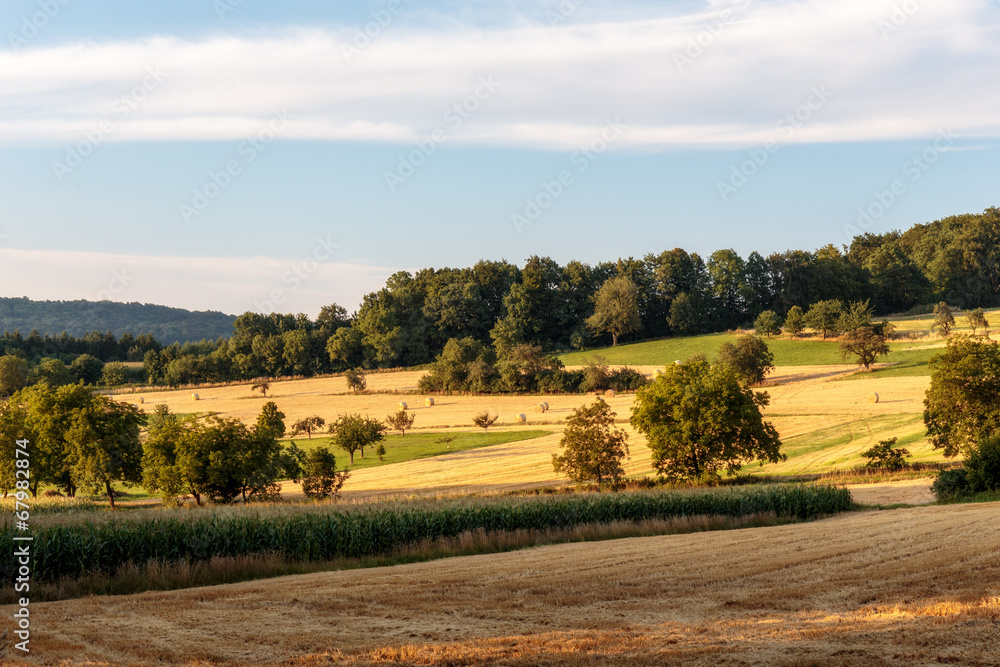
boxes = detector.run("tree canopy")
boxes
[924,335,1000,457]
[630,357,784,482]
[552,399,630,488]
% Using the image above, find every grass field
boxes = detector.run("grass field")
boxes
[100,363,944,501]
[15,501,999,665]
[758,413,936,475]
[560,332,848,366]
[282,429,550,472]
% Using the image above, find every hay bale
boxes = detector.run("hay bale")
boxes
[867,393,880,404]
[515,413,527,423]
[534,403,547,413]
[191,393,199,401]
[425,397,435,407]
[605,389,616,398]
[595,396,605,403]
[674,360,682,365]
[541,401,549,410]
[398,401,408,410]
[137,396,144,404]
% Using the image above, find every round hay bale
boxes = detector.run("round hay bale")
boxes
[595,395,605,403]
[541,401,549,410]
[674,360,682,365]
[425,397,435,407]
[137,396,144,404]
[605,389,616,398]
[398,401,408,410]
[867,393,880,404]
[515,413,527,423]
[191,393,199,401]
[534,403,547,413]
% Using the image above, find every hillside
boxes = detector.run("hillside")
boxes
[20,502,999,665]
[0,297,236,344]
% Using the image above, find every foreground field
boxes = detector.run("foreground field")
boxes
[12,501,998,665]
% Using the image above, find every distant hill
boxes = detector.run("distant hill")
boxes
[0,297,237,345]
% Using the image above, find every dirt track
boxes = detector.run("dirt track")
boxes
[10,502,999,665]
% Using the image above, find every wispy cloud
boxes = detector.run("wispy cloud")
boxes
[1,0,998,149]
[0,249,396,316]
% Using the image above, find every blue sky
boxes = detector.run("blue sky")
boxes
[1,0,998,316]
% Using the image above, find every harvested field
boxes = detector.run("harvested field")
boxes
[107,366,944,497]
[11,502,999,665]
[112,375,638,432]
[846,478,936,506]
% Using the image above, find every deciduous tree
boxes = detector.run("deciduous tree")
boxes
[805,300,843,340]
[717,335,774,387]
[753,310,781,338]
[65,394,144,509]
[472,411,498,431]
[290,415,325,439]
[331,413,386,464]
[584,276,641,347]
[924,335,1000,457]
[932,302,955,337]
[552,400,630,488]
[385,408,415,436]
[630,357,784,482]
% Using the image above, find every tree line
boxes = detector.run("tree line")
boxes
[0,385,388,507]
[4,207,999,391]
[0,297,236,344]
[151,206,1000,381]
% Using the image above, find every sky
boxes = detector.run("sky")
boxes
[1,0,998,317]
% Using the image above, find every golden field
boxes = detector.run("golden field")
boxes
[8,501,998,665]
[110,363,945,498]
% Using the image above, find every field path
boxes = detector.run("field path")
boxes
[10,502,999,665]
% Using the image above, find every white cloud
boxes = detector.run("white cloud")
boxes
[0,248,397,317]
[1,0,998,149]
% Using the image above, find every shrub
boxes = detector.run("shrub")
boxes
[964,434,1000,493]
[472,411,498,431]
[932,468,969,501]
[608,367,649,391]
[344,368,367,392]
[861,437,911,471]
[580,356,611,392]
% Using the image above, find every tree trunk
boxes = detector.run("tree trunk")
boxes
[612,333,618,347]
[106,480,116,510]
[349,451,354,465]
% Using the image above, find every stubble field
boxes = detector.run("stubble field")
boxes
[10,501,998,665]
[111,363,944,498]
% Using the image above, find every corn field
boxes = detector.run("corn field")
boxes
[1,485,851,582]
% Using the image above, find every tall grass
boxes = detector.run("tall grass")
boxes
[1,485,851,586]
